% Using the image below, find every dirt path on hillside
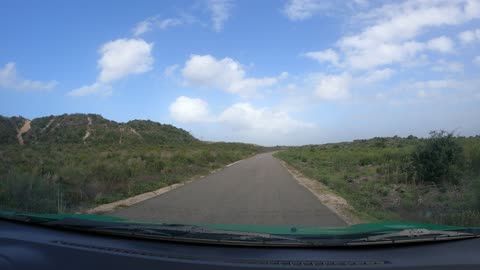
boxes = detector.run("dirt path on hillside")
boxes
[83,116,92,143]
[16,120,31,145]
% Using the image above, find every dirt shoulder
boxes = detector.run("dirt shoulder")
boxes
[278,159,364,225]
[85,177,199,215]
[84,156,256,215]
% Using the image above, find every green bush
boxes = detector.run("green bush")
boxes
[275,133,480,226]
[0,142,264,213]
[412,131,464,185]
[0,171,58,213]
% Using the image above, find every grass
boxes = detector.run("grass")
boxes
[0,142,265,213]
[275,135,480,226]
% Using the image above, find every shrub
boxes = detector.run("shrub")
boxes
[0,171,58,213]
[412,131,464,185]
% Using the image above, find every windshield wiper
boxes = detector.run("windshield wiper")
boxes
[347,228,476,246]
[1,214,314,246]
[44,218,315,246]
[2,213,478,247]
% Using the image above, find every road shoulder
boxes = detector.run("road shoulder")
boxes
[83,158,251,215]
[277,159,363,225]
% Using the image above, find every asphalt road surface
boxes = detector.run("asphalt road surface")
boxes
[109,152,346,226]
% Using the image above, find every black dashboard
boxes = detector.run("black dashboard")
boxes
[1,219,479,270]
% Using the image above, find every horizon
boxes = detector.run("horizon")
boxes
[2,112,477,147]
[1,0,479,146]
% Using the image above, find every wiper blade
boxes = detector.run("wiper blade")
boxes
[106,227,316,246]
[4,213,478,247]
[45,218,313,246]
[347,228,476,246]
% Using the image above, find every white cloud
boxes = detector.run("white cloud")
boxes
[432,60,463,73]
[349,1,476,43]
[67,82,112,97]
[458,28,480,44]
[158,18,182,30]
[279,71,289,80]
[283,83,298,94]
[376,78,480,104]
[465,0,480,19]
[182,54,243,88]
[340,36,457,70]
[283,0,331,21]
[218,103,314,134]
[182,54,284,97]
[207,0,232,32]
[417,89,427,98]
[168,97,315,144]
[337,0,480,70]
[426,36,454,53]
[361,68,394,83]
[303,49,339,65]
[458,30,475,44]
[343,40,426,70]
[163,64,179,77]
[352,0,369,7]
[283,0,370,21]
[226,77,278,96]
[413,79,456,90]
[412,79,462,99]
[133,20,152,36]
[416,79,479,99]
[303,69,393,102]
[98,39,153,83]
[474,56,480,65]
[169,96,211,123]
[132,16,187,36]
[0,62,57,91]
[133,3,234,34]
[310,73,351,100]
[68,38,153,96]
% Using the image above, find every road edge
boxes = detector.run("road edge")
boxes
[277,159,363,225]
[83,156,253,215]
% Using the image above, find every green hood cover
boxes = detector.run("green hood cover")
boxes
[1,211,478,236]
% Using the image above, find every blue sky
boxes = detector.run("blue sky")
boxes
[1,0,479,145]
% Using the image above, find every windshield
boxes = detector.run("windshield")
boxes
[1,0,479,246]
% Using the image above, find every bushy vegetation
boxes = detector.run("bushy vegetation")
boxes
[275,132,480,226]
[1,113,199,145]
[412,131,464,185]
[0,116,26,144]
[0,113,264,214]
[0,142,262,213]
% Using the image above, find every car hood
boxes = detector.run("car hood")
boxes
[1,211,477,236]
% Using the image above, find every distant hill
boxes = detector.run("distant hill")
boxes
[0,113,198,145]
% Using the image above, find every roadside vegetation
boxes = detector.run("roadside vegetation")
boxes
[275,131,480,226]
[0,114,265,214]
[0,142,263,214]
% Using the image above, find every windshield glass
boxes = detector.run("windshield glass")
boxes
[1,0,479,244]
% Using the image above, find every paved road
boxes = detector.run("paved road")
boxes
[109,152,346,226]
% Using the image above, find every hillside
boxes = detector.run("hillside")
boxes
[0,114,198,145]
[0,113,264,214]
[0,116,27,144]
